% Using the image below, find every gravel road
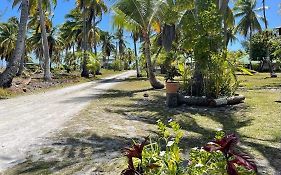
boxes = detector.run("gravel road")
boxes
[0,70,135,171]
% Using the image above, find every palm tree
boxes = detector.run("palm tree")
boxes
[112,8,142,77]
[100,31,115,68]
[74,0,107,77]
[113,0,164,89]
[218,0,235,48]
[115,28,126,58]
[132,31,141,77]
[38,0,55,81]
[75,0,107,55]
[13,0,56,80]
[0,17,19,63]
[234,0,263,67]
[0,0,29,87]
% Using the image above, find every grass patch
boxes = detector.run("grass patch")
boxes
[238,73,281,89]
[0,88,11,99]
[5,74,281,174]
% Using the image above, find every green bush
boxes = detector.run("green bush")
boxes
[112,59,124,71]
[86,52,101,76]
[201,53,238,98]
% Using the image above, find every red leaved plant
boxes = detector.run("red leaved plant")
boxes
[121,138,148,175]
[204,134,258,175]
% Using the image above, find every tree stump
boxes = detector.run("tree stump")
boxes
[166,93,179,108]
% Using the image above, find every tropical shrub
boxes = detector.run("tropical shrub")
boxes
[121,121,257,175]
[112,59,124,71]
[201,52,238,98]
[86,52,101,76]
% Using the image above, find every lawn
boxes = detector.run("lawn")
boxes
[5,73,281,175]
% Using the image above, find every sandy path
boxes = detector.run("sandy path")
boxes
[0,70,135,171]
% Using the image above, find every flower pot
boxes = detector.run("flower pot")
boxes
[166,81,179,94]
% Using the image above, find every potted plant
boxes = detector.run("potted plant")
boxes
[165,66,180,94]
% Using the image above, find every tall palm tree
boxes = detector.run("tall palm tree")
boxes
[38,0,56,80]
[115,28,126,58]
[218,0,235,48]
[261,0,275,76]
[113,0,164,89]
[100,31,115,68]
[112,8,142,77]
[75,0,107,55]
[0,0,29,87]
[234,0,263,66]
[132,31,141,77]
[74,0,107,77]
[13,0,57,80]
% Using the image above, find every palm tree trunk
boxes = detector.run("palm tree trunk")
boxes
[17,49,25,76]
[133,38,141,77]
[143,31,164,89]
[93,8,97,56]
[249,26,253,70]
[38,0,52,81]
[81,4,89,78]
[262,0,275,76]
[0,0,29,87]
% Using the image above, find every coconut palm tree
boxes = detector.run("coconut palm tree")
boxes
[0,17,19,63]
[12,0,57,80]
[75,0,107,55]
[113,0,164,89]
[115,28,126,58]
[112,8,142,77]
[100,31,115,68]
[0,0,29,87]
[218,0,235,48]
[234,0,263,66]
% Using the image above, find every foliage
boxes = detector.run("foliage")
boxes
[251,30,281,61]
[121,121,257,175]
[201,53,238,98]
[86,52,101,76]
[165,66,180,82]
[112,59,124,71]
[178,63,191,90]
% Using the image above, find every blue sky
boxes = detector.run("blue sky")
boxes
[0,0,280,51]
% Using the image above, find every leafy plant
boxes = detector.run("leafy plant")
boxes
[86,52,101,76]
[165,66,180,82]
[112,59,124,71]
[121,121,258,175]
[203,133,258,175]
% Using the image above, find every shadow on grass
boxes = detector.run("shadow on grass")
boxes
[9,134,136,174]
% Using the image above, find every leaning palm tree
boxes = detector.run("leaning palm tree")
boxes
[0,0,29,87]
[234,0,263,65]
[113,0,164,89]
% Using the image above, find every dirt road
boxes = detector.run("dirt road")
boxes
[0,70,135,171]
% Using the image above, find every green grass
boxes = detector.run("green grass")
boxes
[238,72,281,89]
[5,73,281,174]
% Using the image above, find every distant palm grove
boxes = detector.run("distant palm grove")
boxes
[0,0,281,97]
